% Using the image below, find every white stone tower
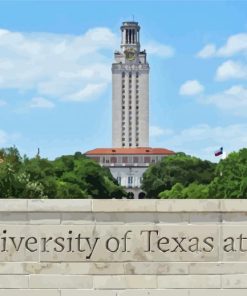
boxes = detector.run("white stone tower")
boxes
[112,21,149,148]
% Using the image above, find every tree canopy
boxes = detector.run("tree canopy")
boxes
[141,152,216,198]
[145,149,247,199]
[0,147,126,199]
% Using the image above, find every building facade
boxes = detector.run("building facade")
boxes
[112,21,149,148]
[85,21,175,199]
[85,147,175,198]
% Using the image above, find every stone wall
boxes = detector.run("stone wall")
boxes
[0,199,247,295]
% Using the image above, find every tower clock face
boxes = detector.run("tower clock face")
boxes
[124,47,136,61]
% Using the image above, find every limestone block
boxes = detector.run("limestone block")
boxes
[29,275,93,289]
[93,213,125,224]
[117,290,150,296]
[0,290,60,296]
[39,224,98,262]
[0,262,26,274]
[219,262,247,274]
[143,289,189,296]
[92,199,156,212]
[125,275,156,288]
[23,263,64,274]
[0,225,39,262]
[157,213,189,224]
[93,275,126,289]
[221,225,247,261]
[61,291,117,296]
[118,290,189,296]
[222,213,247,224]
[123,212,157,224]
[0,199,27,212]
[60,262,125,275]
[124,262,188,275]
[156,199,220,212]
[28,212,61,224]
[189,290,247,296]
[93,275,156,289]
[145,291,189,296]
[190,262,247,274]
[0,275,28,288]
[189,262,222,274]
[61,212,94,224]
[28,199,92,212]
[221,200,247,212]
[0,212,28,224]
[189,213,221,224]
[222,274,247,288]
[157,275,220,288]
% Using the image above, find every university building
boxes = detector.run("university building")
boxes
[85,21,175,198]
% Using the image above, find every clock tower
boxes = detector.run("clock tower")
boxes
[112,21,149,148]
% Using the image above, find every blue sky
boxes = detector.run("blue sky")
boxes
[0,1,247,161]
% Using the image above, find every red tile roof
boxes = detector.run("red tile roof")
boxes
[84,147,175,155]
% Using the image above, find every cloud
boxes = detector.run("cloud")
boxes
[0,27,174,104]
[216,60,247,81]
[150,126,174,137]
[159,124,247,161]
[144,41,175,58]
[0,100,7,107]
[0,27,116,102]
[197,44,216,59]
[197,33,247,58]
[28,97,55,109]
[180,85,247,117]
[179,80,204,96]
[217,33,247,57]
[64,83,107,102]
[203,85,247,115]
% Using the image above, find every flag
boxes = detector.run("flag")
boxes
[214,147,223,157]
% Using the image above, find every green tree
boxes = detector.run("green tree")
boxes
[142,152,216,198]
[159,182,210,199]
[209,148,247,198]
[0,147,127,199]
[159,183,184,199]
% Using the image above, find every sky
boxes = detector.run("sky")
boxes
[0,0,247,161]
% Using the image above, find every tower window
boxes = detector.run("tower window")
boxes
[122,72,125,77]
[128,176,133,184]
[136,72,139,78]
